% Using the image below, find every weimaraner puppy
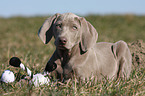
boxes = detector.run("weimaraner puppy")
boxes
[38,13,132,81]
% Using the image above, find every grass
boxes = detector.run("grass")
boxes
[0,15,145,95]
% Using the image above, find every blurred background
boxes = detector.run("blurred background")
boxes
[0,0,145,59]
[0,0,145,17]
[0,0,145,61]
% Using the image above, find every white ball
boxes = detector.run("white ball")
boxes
[1,70,15,83]
[29,73,50,87]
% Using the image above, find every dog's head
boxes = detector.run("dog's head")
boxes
[38,13,98,52]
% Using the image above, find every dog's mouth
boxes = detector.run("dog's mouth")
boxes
[57,44,68,50]
[55,39,74,50]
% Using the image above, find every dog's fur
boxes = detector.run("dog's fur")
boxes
[38,13,132,81]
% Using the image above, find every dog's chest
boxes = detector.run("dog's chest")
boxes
[68,50,98,78]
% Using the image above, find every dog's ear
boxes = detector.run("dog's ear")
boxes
[79,17,98,52]
[38,13,60,44]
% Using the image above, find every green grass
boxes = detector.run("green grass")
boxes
[0,15,145,95]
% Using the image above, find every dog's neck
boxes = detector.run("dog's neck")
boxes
[57,43,89,67]
[57,44,82,57]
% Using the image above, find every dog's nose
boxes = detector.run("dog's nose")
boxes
[59,37,67,45]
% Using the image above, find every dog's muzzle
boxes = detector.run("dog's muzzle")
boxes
[57,37,67,50]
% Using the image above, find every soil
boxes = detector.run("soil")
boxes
[128,40,145,67]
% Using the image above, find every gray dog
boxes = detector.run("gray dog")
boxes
[38,13,132,81]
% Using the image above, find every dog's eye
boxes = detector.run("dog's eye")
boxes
[56,24,62,29]
[72,26,77,30]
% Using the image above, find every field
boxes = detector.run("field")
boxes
[0,15,145,95]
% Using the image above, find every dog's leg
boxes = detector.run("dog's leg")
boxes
[45,50,60,72]
[44,50,64,81]
[112,40,129,80]
[117,57,125,79]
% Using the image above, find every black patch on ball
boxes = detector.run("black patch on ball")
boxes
[9,57,21,67]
